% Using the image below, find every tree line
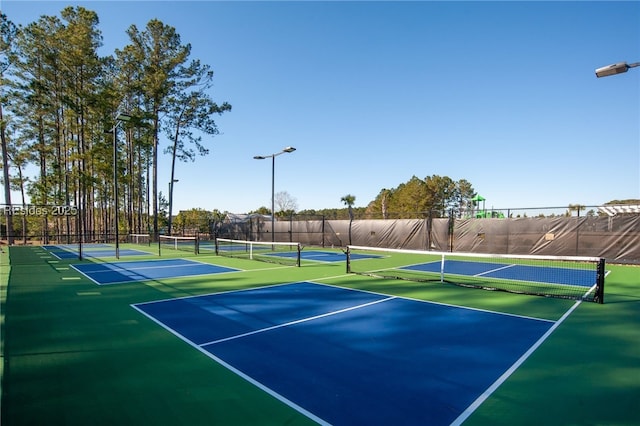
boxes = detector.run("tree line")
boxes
[296,176,476,220]
[0,8,230,243]
[8,7,616,240]
[0,7,478,242]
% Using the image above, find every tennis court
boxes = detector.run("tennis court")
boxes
[278,249,378,263]
[213,239,381,263]
[1,243,638,425]
[71,258,239,285]
[401,259,598,287]
[347,246,606,303]
[44,243,150,259]
[134,281,553,425]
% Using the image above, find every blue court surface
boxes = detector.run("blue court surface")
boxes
[133,282,554,425]
[201,246,379,263]
[44,244,149,259]
[71,259,239,285]
[402,259,597,287]
[271,250,380,263]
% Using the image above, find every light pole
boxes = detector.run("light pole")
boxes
[595,61,640,78]
[168,179,179,235]
[253,146,296,242]
[107,113,131,259]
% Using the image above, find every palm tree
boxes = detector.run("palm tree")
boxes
[341,194,356,245]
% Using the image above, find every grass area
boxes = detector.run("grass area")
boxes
[1,244,638,425]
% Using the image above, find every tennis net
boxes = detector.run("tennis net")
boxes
[159,235,199,255]
[128,233,151,246]
[215,238,301,267]
[346,245,606,303]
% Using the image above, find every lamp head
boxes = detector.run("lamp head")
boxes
[595,62,630,78]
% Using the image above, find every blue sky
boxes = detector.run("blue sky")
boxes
[3,1,639,213]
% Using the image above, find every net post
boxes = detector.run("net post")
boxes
[595,258,606,304]
[296,243,301,267]
[215,238,220,255]
[195,235,200,255]
[440,253,446,283]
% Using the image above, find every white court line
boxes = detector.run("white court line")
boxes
[311,278,556,324]
[76,259,239,275]
[82,261,207,274]
[70,259,240,285]
[130,301,332,426]
[69,264,102,285]
[474,263,517,277]
[199,296,396,347]
[450,299,583,426]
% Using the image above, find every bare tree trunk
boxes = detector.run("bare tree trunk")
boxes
[0,103,15,244]
[152,117,159,240]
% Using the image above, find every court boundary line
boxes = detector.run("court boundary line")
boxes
[298,250,384,264]
[450,298,582,425]
[71,258,241,285]
[45,247,155,260]
[87,269,241,286]
[75,249,153,258]
[69,264,102,285]
[299,250,349,263]
[42,245,75,260]
[131,299,331,426]
[46,251,65,260]
[78,259,229,274]
[298,251,344,263]
[310,278,557,324]
[133,281,307,306]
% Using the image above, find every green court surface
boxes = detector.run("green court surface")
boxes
[1,244,638,425]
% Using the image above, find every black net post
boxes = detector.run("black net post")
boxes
[448,210,455,252]
[595,258,606,304]
[345,246,351,274]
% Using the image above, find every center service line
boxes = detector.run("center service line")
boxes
[200,296,397,347]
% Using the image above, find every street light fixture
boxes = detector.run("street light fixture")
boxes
[253,146,296,242]
[595,61,640,78]
[106,113,131,259]
[168,179,179,235]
